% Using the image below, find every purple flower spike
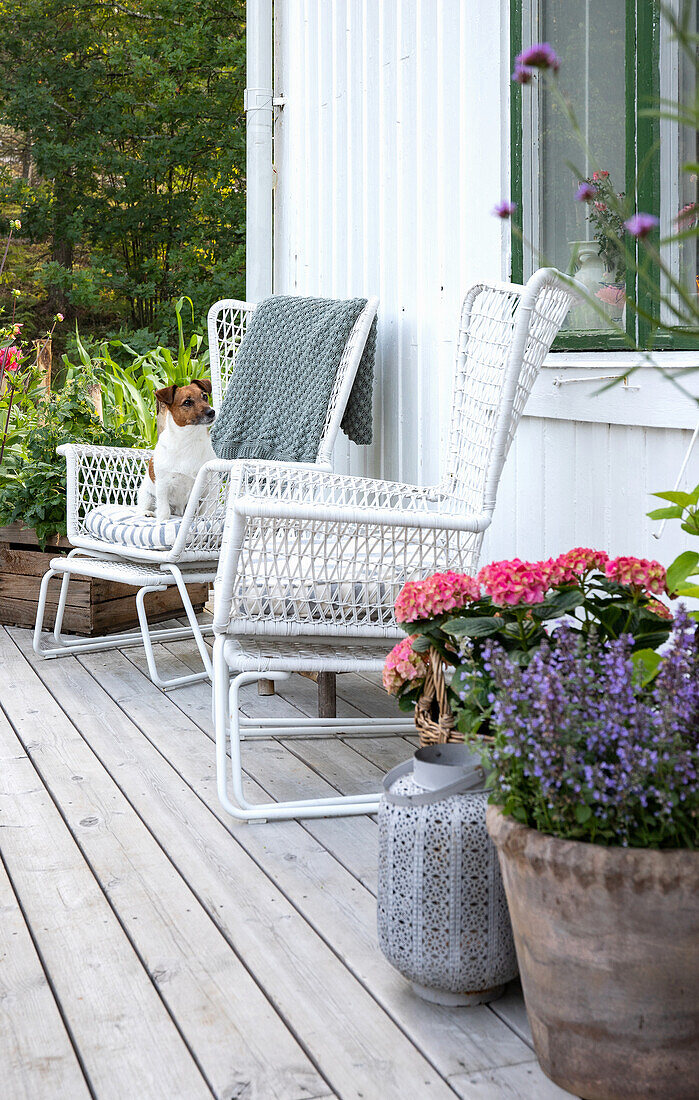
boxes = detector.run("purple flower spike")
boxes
[512,64,534,85]
[624,212,659,239]
[492,201,517,219]
[516,42,561,74]
[575,182,595,202]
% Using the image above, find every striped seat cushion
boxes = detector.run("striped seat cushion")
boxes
[83,504,218,551]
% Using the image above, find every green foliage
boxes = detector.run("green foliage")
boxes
[62,298,210,447]
[0,0,246,333]
[648,484,699,619]
[0,374,129,546]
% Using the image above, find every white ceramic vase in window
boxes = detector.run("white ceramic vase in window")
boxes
[570,240,610,331]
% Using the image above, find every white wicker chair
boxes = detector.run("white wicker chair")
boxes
[32,297,379,689]
[211,269,579,822]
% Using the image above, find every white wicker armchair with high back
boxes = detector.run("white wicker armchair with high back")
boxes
[32,296,380,690]
[211,268,579,822]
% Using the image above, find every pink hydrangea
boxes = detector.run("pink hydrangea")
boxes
[552,547,609,584]
[477,558,551,606]
[605,556,667,595]
[382,635,429,695]
[395,571,480,623]
[647,599,673,621]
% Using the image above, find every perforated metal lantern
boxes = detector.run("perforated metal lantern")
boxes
[377,745,517,1006]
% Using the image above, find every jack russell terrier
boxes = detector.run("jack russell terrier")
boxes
[138,379,216,522]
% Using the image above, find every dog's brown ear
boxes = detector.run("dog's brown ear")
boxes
[155,385,177,406]
[191,378,212,395]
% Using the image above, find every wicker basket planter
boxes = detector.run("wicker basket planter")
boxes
[414,646,492,747]
[487,805,699,1100]
[0,524,208,636]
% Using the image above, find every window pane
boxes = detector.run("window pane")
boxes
[661,1,699,328]
[524,0,627,332]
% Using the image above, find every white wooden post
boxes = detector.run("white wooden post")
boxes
[245,0,273,303]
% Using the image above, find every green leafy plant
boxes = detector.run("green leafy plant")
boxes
[0,0,246,329]
[63,298,210,448]
[0,374,129,546]
[648,484,699,618]
[581,171,627,283]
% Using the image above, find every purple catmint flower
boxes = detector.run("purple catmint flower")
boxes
[624,213,659,239]
[487,617,699,849]
[492,200,517,219]
[575,182,596,202]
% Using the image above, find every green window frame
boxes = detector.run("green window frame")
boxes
[510,0,699,351]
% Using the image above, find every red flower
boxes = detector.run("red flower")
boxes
[0,345,20,372]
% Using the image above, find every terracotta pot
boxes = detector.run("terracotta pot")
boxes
[486,805,699,1100]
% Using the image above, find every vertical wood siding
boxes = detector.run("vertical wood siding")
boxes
[273,0,699,567]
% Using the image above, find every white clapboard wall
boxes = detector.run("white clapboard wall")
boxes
[272,0,699,567]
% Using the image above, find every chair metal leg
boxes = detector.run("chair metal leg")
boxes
[33,560,212,690]
[135,585,211,691]
[213,637,382,823]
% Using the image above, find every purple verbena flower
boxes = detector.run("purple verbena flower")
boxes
[624,213,659,239]
[512,64,534,85]
[575,182,595,202]
[515,42,561,75]
[492,200,517,219]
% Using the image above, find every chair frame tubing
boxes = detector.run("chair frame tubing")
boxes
[213,637,386,822]
[33,550,215,691]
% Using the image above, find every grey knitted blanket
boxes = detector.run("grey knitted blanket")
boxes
[210,295,376,463]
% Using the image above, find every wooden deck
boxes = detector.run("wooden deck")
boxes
[0,620,575,1100]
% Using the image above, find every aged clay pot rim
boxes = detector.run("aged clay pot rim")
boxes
[486,804,699,885]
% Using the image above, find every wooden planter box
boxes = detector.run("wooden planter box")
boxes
[0,524,208,636]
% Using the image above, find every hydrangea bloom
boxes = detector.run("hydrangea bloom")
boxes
[647,599,673,621]
[605,555,666,595]
[395,571,480,623]
[624,213,659,239]
[477,558,551,606]
[382,635,429,695]
[553,547,609,583]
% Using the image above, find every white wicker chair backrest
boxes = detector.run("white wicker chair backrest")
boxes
[207,297,379,466]
[441,268,577,517]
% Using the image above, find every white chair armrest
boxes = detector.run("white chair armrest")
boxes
[221,460,488,533]
[60,443,153,539]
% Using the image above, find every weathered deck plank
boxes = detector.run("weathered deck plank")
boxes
[0,852,91,1100]
[1,629,328,1100]
[112,642,567,1096]
[16,637,459,1100]
[5,624,575,1099]
[0,686,211,1100]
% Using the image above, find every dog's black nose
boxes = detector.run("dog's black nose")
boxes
[206,408,216,421]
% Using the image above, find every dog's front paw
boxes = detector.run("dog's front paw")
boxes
[141,508,155,518]
[155,511,171,523]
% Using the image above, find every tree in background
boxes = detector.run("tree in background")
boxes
[0,0,245,336]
